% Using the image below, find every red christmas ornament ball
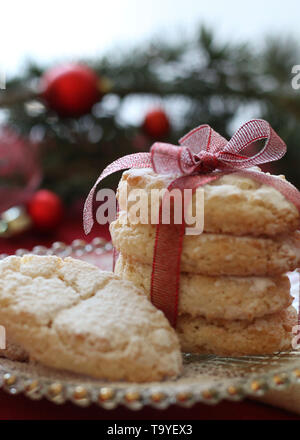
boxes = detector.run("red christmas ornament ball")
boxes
[28,190,64,230]
[143,108,170,138]
[41,64,101,117]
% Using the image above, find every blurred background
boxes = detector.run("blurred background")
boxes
[0,0,300,240]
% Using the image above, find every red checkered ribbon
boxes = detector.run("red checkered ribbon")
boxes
[84,119,300,327]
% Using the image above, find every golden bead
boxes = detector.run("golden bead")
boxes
[3,373,16,386]
[0,206,31,238]
[151,392,165,403]
[202,389,214,400]
[99,387,114,402]
[48,382,63,397]
[273,374,286,386]
[125,391,140,403]
[176,392,191,402]
[227,386,238,396]
[251,380,262,392]
[73,386,88,400]
[293,369,300,378]
[25,380,39,393]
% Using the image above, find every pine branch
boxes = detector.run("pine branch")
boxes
[1,25,300,201]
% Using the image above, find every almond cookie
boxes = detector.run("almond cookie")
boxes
[115,254,293,321]
[118,168,299,237]
[110,213,300,276]
[0,255,182,382]
[177,306,297,356]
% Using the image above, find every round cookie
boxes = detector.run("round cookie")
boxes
[177,306,297,356]
[0,255,182,382]
[110,213,300,276]
[115,254,293,321]
[118,168,299,237]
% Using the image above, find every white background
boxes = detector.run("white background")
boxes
[1,0,300,77]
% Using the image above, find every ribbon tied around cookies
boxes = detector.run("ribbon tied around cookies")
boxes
[84,119,300,327]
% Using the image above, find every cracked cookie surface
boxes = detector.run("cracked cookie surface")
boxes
[115,254,293,320]
[0,255,182,382]
[110,214,300,276]
[118,168,299,236]
[177,306,297,356]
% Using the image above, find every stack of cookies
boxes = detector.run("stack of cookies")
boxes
[112,168,300,356]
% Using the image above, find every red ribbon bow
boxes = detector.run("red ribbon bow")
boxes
[151,119,286,175]
[84,119,300,327]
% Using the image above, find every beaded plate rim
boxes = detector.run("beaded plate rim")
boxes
[0,238,299,410]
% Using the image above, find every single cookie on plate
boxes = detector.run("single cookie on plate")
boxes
[110,213,300,276]
[115,254,293,321]
[177,306,297,356]
[118,168,299,237]
[0,255,182,382]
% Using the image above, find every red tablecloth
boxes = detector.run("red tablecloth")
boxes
[0,217,299,420]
